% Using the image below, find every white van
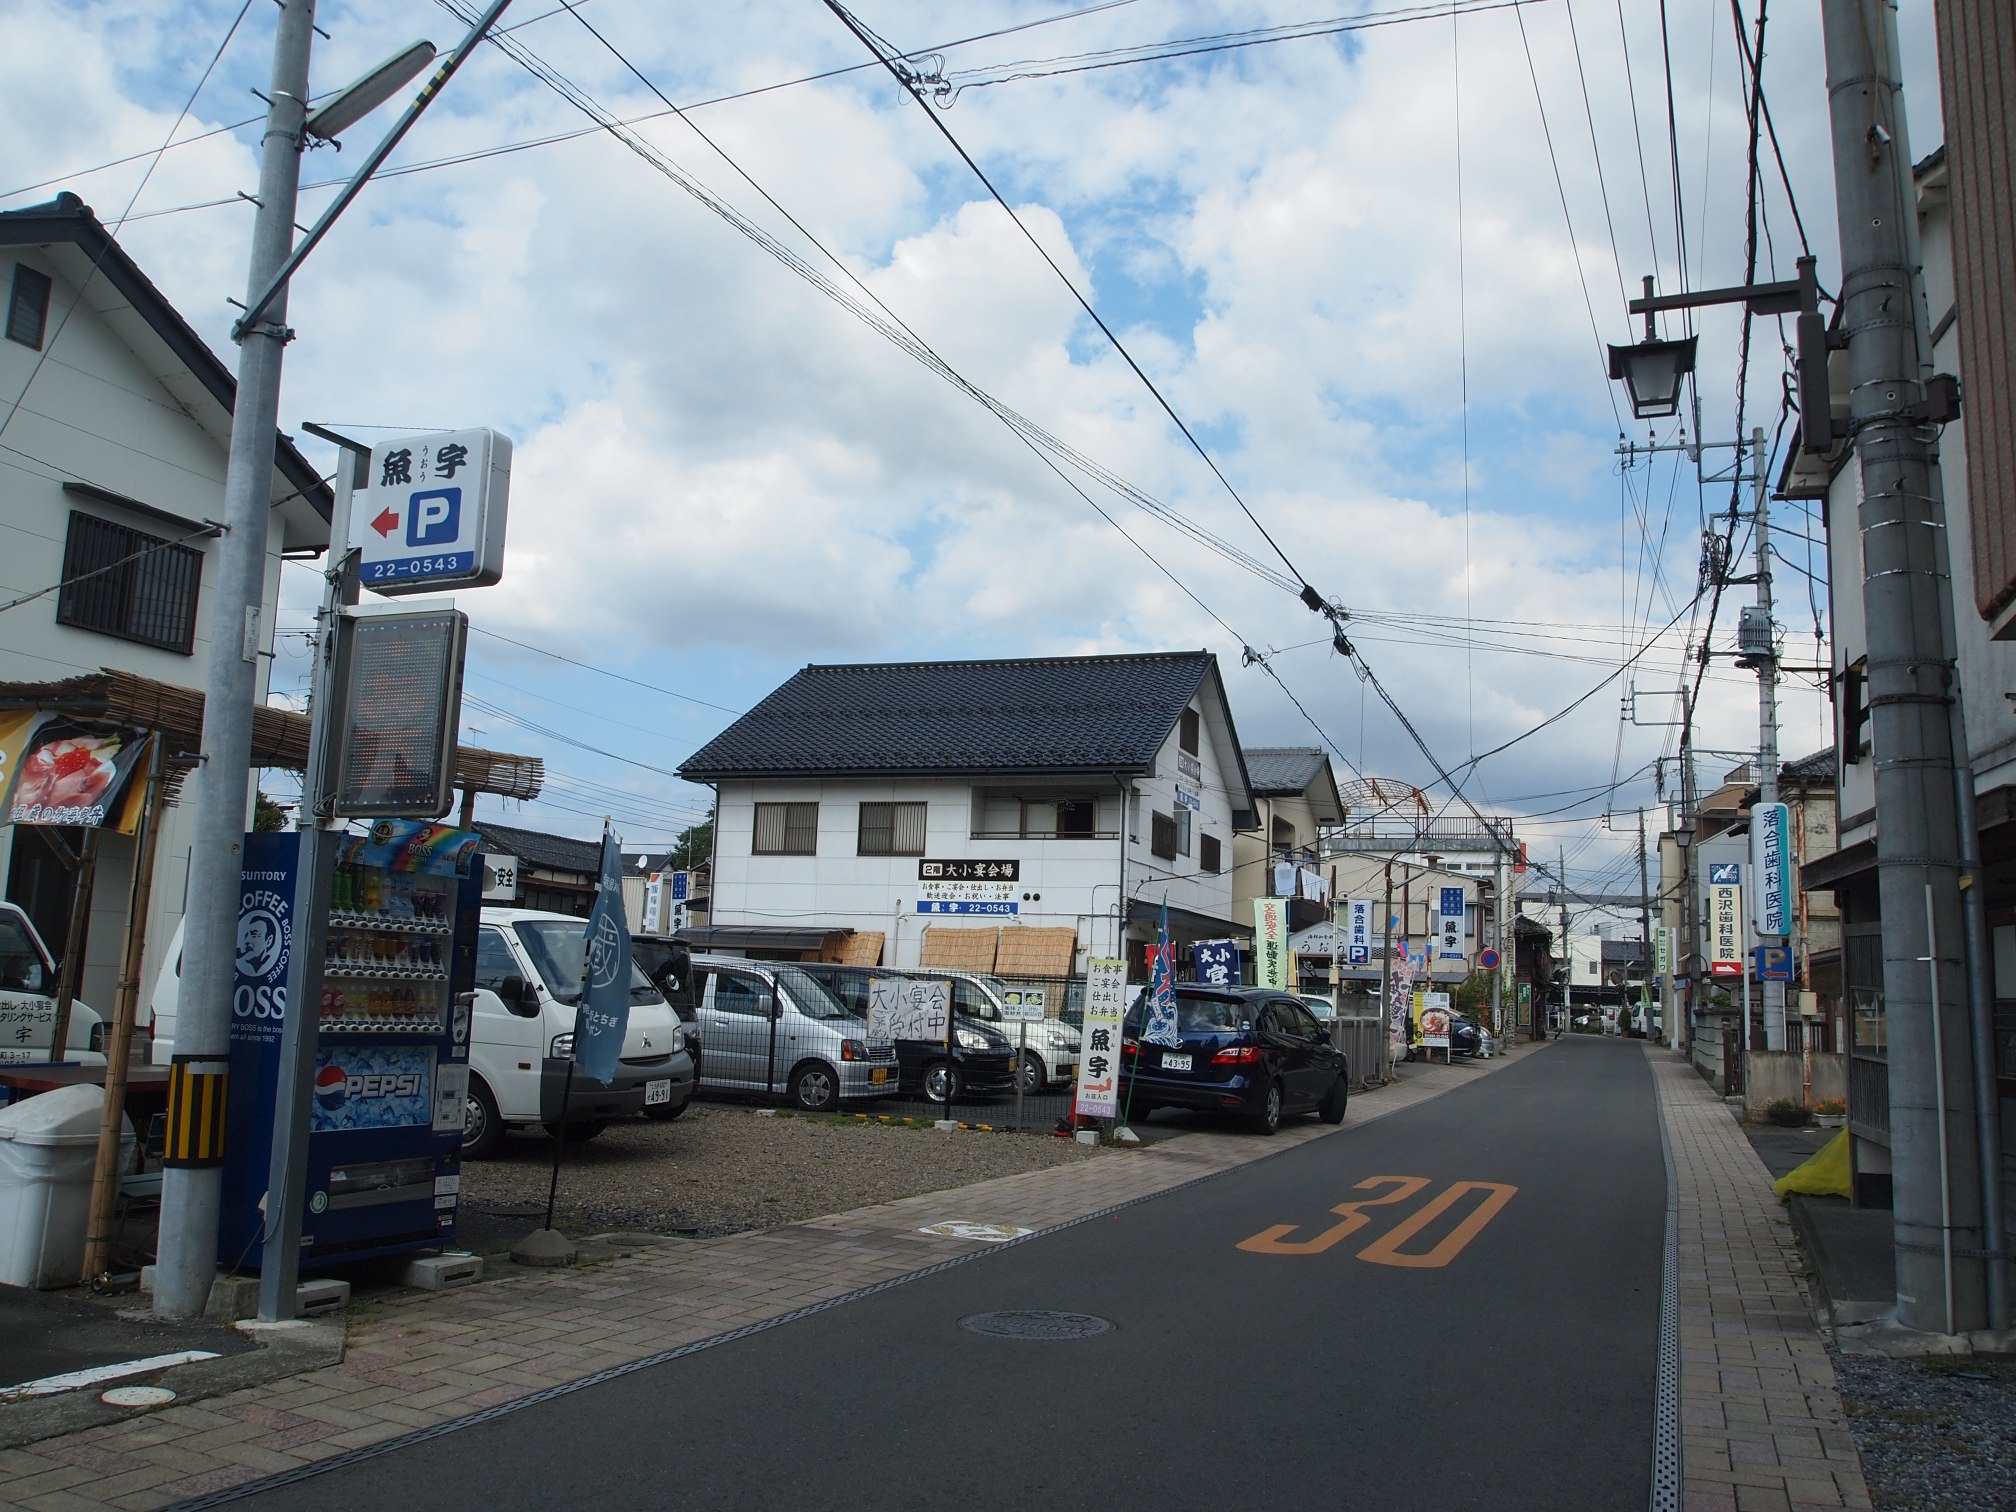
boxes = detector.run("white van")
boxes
[0,901,104,1064]
[465,908,694,1158]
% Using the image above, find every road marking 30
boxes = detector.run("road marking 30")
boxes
[1236,1176,1430,1255]
[1236,1176,1518,1268]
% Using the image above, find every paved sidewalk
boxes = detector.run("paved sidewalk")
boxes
[1652,1048,1874,1512]
[0,1044,1530,1511]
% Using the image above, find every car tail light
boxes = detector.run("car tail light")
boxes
[841,1039,868,1061]
[1121,1037,1141,1059]
[1210,1044,1263,1065]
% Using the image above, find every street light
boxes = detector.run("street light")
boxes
[1607,334,1697,419]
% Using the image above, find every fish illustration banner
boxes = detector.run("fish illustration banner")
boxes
[0,711,151,832]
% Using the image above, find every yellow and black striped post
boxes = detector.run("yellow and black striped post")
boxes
[163,1055,228,1167]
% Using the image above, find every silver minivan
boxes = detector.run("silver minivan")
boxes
[688,954,898,1111]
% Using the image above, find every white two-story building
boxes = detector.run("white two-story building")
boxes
[678,651,1259,979]
[0,193,332,1011]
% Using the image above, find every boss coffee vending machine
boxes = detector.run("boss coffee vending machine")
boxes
[220,821,481,1269]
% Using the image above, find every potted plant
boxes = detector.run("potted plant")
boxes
[1814,1098,1846,1129]
[1766,1097,1812,1128]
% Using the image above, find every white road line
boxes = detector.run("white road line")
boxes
[0,1350,220,1400]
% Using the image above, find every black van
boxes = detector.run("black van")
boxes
[795,962,1017,1105]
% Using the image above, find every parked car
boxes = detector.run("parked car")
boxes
[631,934,702,1096]
[1120,985,1349,1135]
[932,971,1081,1093]
[685,954,899,1112]
[464,909,695,1157]
[794,962,1016,1105]
[1403,1011,1482,1060]
[1297,991,1337,1023]
[0,901,104,1064]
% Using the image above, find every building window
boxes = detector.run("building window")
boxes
[1200,834,1221,874]
[858,800,926,856]
[1020,796,1097,839]
[1180,707,1200,755]
[1150,811,1178,860]
[1176,807,1192,856]
[55,510,202,653]
[6,264,51,349]
[753,801,818,855]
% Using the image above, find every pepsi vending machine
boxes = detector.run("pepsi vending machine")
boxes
[222,821,481,1271]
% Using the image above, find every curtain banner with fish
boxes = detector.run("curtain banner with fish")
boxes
[0,710,152,833]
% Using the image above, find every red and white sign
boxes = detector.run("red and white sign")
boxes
[1709,883,1744,977]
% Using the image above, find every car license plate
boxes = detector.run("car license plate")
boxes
[871,1067,889,1085]
[1161,1051,1192,1072]
[644,1079,671,1106]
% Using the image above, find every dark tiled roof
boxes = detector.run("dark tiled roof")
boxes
[0,194,330,523]
[679,652,1227,782]
[1243,747,1326,795]
[1782,749,1835,783]
[476,822,600,876]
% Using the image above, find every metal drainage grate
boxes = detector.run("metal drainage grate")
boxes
[959,1310,1115,1341]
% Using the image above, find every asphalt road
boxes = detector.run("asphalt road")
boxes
[213,1038,1664,1512]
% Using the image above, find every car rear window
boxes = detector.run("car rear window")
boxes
[1126,993,1252,1033]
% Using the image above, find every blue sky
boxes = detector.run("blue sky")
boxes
[0,0,1946,895]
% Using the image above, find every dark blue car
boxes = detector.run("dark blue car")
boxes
[1120,985,1349,1135]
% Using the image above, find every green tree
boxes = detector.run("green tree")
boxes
[1452,969,1495,1014]
[670,812,714,870]
[253,791,291,832]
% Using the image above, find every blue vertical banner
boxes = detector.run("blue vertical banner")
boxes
[1144,898,1182,1047]
[573,825,633,1084]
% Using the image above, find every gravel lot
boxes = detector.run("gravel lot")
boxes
[1833,1349,2016,1510]
[457,1102,1103,1245]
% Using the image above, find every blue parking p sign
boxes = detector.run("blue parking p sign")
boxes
[406,488,461,546]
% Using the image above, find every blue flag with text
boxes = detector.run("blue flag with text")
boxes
[573,825,633,1085]
[1144,897,1182,1048]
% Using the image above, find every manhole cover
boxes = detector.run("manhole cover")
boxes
[959,1310,1115,1341]
[101,1386,177,1408]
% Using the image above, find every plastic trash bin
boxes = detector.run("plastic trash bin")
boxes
[0,1084,133,1289]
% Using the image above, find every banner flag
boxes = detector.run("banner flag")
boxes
[1144,898,1181,1048]
[573,824,634,1084]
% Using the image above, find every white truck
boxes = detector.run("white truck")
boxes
[0,901,104,1064]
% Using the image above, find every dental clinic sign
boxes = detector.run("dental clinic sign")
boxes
[357,428,512,595]
[1749,802,1790,937]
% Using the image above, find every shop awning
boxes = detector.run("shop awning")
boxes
[0,669,544,800]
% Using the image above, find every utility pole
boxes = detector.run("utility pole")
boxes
[1821,0,1987,1336]
[1559,847,1570,1034]
[1745,428,1787,1051]
[1678,685,1701,1059]
[1380,860,1395,1079]
[1636,811,1654,1034]
[154,0,317,1321]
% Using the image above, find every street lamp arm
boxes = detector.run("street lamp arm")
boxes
[235,0,516,340]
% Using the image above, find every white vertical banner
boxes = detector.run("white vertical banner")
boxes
[1345,899,1372,964]
[1076,957,1128,1118]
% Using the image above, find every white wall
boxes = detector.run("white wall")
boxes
[0,244,298,1014]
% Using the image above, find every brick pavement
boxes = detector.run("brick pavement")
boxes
[1652,1048,1873,1512]
[2,1041,1541,1512]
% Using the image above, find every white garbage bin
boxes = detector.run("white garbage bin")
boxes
[0,1084,134,1289]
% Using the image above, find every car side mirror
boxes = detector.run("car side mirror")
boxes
[499,975,540,1017]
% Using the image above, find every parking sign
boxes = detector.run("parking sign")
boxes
[355,428,512,595]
